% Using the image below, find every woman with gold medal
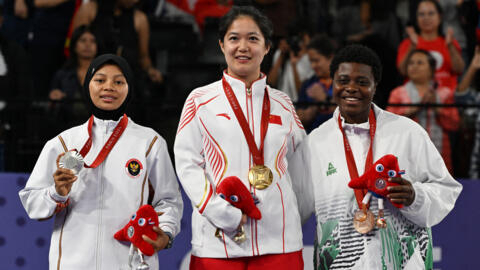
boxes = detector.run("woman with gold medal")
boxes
[299,44,462,269]
[174,6,307,270]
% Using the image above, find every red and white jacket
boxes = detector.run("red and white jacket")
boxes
[174,72,307,258]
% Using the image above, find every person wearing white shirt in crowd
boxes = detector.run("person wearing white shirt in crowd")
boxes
[268,25,314,102]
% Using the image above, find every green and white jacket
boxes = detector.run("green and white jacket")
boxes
[297,104,462,270]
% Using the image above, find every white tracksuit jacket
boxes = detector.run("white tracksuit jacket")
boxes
[19,116,183,270]
[174,73,307,258]
[296,104,462,269]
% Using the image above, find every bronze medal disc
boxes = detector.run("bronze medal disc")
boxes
[248,165,273,190]
[353,209,375,234]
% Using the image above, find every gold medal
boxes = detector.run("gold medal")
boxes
[248,165,273,190]
[233,225,246,243]
[353,209,375,234]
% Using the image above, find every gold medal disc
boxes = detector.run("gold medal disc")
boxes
[353,209,375,234]
[248,165,273,190]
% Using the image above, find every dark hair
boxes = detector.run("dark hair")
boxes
[65,25,97,69]
[406,49,436,79]
[330,44,382,84]
[218,5,273,47]
[307,34,337,58]
[414,0,444,36]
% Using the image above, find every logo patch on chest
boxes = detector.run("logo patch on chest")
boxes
[125,158,143,178]
[326,162,337,176]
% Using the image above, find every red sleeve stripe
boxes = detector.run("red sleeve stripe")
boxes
[177,89,211,134]
[199,118,227,184]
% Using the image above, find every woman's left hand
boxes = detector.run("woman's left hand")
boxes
[142,226,169,252]
[147,67,164,84]
[386,177,416,206]
[446,27,454,45]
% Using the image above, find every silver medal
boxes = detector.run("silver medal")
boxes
[58,150,84,174]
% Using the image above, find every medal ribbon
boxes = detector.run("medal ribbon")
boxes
[79,114,128,168]
[222,77,270,166]
[338,108,376,209]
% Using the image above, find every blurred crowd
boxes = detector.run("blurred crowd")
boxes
[1,0,480,179]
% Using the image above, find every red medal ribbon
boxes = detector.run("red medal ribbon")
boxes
[79,114,128,168]
[338,107,376,209]
[222,77,270,166]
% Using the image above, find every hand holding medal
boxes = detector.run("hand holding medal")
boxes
[340,110,407,234]
[54,151,83,196]
[348,154,406,233]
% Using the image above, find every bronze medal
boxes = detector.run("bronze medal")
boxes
[248,165,273,190]
[353,209,375,234]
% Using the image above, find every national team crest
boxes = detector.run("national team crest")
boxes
[125,158,143,178]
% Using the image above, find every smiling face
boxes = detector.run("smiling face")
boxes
[333,62,376,124]
[308,48,332,79]
[89,64,128,111]
[417,1,441,35]
[219,15,270,85]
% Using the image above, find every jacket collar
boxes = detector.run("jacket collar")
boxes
[92,115,126,132]
[222,71,267,97]
[333,103,382,130]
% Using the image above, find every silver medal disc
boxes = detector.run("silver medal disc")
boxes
[59,150,84,174]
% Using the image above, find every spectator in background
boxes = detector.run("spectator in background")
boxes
[457,0,479,64]
[457,46,480,178]
[48,25,97,134]
[29,0,76,98]
[397,0,465,92]
[267,21,314,102]
[72,0,163,97]
[296,34,336,133]
[388,49,459,173]
[0,6,32,102]
[253,0,298,39]
[438,0,468,59]
[193,0,232,32]
[0,0,34,48]
[346,0,403,108]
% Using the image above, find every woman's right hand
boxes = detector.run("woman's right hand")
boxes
[406,26,418,46]
[471,46,480,70]
[54,153,77,196]
[237,214,247,230]
[306,83,327,102]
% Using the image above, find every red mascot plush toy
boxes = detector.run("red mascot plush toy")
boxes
[215,176,261,243]
[217,176,262,220]
[348,154,405,230]
[114,204,158,256]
